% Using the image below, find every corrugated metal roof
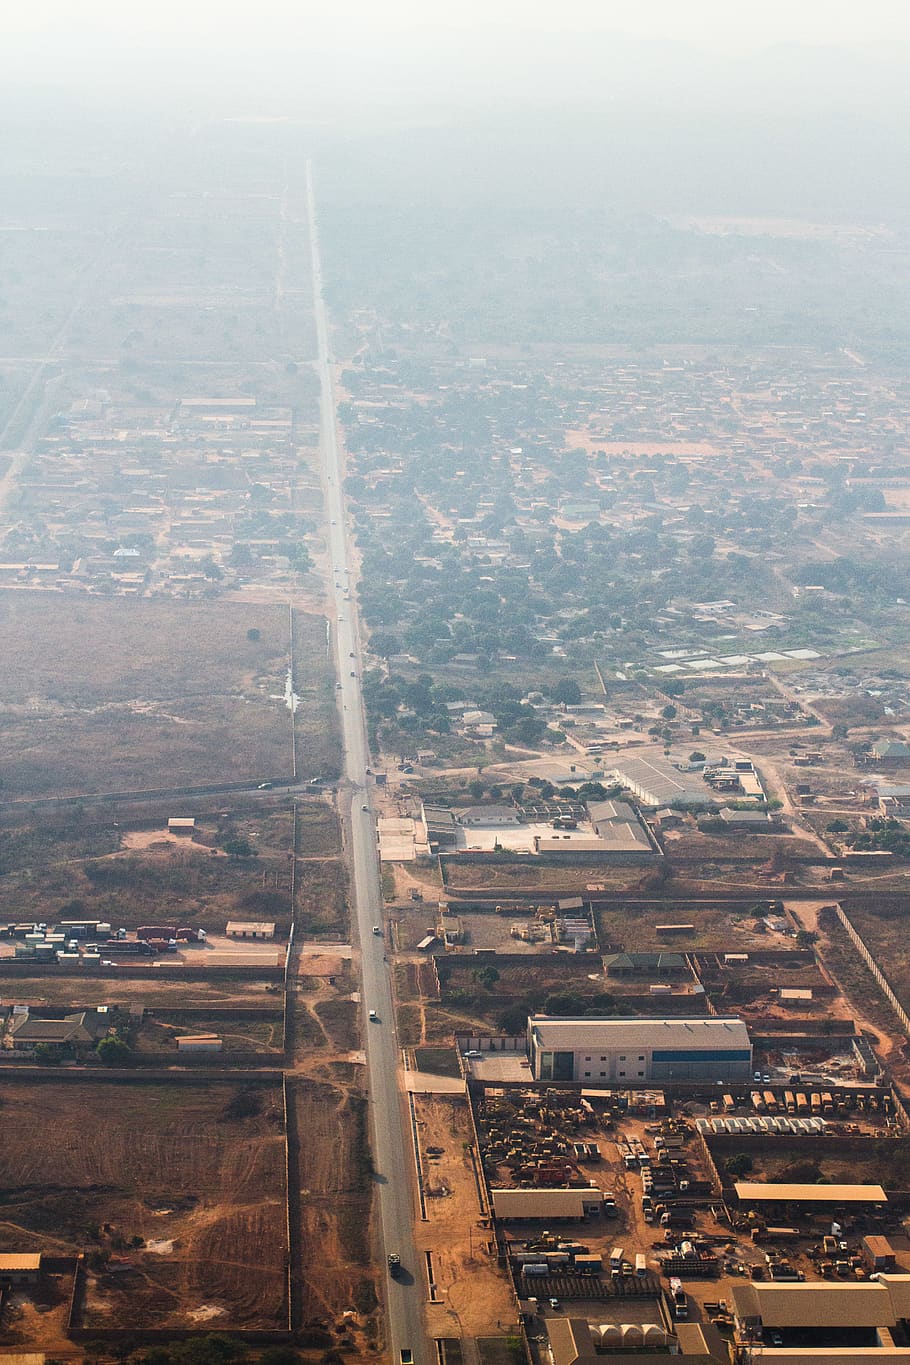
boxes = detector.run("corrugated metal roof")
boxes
[491,1188,599,1218]
[531,1015,749,1051]
[734,1182,887,1204]
[732,1278,910,1328]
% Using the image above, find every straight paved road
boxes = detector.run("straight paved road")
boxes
[307,162,426,1365]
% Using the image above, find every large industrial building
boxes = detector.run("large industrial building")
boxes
[606,748,711,808]
[527,1015,752,1083]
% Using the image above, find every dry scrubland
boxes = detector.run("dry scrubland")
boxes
[0,798,343,939]
[0,593,337,797]
[0,1080,288,1330]
[0,806,295,934]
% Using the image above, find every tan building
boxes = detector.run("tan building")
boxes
[225,921,276,940]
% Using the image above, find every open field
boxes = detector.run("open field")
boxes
[295,855,349,935]
[0,593,337,796]
[289,1072,379,1344]
[844,900,910,1018]
[0,976,284,1010]
[595,901,799,954]
[0,1079,288,1330]
[0,809,294,934]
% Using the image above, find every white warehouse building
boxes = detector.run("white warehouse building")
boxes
[527,1014,752,1083]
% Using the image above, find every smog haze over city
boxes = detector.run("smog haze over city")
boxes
[3,4,910,1363]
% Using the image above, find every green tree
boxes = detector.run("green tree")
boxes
[96,1037,132,1067]
[551,678,582,706]
[222,835,256,859]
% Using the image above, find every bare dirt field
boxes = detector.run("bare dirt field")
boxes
[0,592,337,796]
[289,1071,379,1349]
[0,1079,288,1330]
[0,976,284,1011]
[414,1093,515,1344]
[595,899,807,954]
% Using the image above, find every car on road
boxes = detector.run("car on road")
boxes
[368,1009,378,1021]
[400,1352,413,1365]
[387,1252,401,1277]
[257,782,273,790]
[463,1050,482,1059]
[372,925,382,935]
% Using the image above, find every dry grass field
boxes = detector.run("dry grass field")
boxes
[0,1080,288,1330]
[0,592,337,796]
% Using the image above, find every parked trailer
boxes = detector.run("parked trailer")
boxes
[722,1094,735,1113]
[137,926,178,941]
[796,1093,809,1115]
[751,1091,766,1112]
[810,1093,822,1114]
[635,1254,647,1277]
[784,1091,796,1114]
[86,940,154,956]
[763,1091,778,1113]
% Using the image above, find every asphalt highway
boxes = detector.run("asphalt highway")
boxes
[307,162,426,1365]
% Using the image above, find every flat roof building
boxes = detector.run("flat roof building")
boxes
[225,921,276,940]
[527,1015,751,1083]
[734,1182,887,1207]
[491,1188,606,1220]
[732,1276,910,1358]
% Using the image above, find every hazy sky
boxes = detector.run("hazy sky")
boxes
[4,0,910,52]
[2,0,909,111]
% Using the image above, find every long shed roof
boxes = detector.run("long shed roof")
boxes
[734,1182,887,1204]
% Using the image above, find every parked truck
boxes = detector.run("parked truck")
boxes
[669,1277,688,1320]
[176,927,207,942]
[137,926,178,941]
